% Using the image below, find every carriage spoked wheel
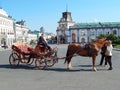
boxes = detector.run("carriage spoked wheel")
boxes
[44,56,55,67]
[45,51,58,67]
[35,57,46,70]
[27,58,34,65]
[9,52,20,66]
[19,54,29,64]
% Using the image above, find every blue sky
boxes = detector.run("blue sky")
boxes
[0,0,120,34]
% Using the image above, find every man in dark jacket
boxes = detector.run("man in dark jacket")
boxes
[99,43,107,66]
[27,34,52,63]
[38,33,52,51]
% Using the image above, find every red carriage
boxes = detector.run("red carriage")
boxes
[9,42,58,69]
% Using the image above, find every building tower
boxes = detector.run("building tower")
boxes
[56,10,75,44]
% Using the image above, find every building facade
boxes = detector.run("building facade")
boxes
[14,20,29,43]
[56,11,75,44]
[0,8,14,47]
[27,33,37,44]
[56,11,120,44]
[0,8,37,47]
[69,22,120,43]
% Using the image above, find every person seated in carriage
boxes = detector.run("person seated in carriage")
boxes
[27,33,52,63]
[38,33,52,51]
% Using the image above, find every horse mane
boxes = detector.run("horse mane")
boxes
[91,38,106,50]
[92,38,106,43]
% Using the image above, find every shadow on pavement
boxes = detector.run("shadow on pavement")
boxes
[73,64,107,71]
[43,64,92,72]
[0,64,36,70]
[0,64,107,71]
[44,68,80,72]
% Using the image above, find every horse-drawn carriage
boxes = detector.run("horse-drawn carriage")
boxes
[9,42,58,69]
[9,38,108,71]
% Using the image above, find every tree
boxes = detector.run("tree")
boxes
[30,40,36,45]
[98,34,106,39]
[98,34,119,44]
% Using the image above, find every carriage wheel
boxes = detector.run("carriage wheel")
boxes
[27,58,34,65]
[45,50,58,67]
[44,57,55,67]
[9,53,20,66]
[35,58,46,70]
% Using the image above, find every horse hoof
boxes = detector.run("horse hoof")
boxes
[67,68,69,70]
[67,68,70,70]
[67,68,72,71]
[93,68,97,72]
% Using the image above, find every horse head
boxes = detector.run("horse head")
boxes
[92,38,107,50]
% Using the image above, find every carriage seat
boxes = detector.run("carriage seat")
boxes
[12,43,33,55]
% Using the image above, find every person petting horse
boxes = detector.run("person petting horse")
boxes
[105,40,113,70]
[64,38,107,71]
[99,43,107,66]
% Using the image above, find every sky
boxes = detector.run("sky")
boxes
[0,0,120,34]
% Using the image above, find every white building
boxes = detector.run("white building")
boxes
[27,33,37,44]
[0,8,36,47]
[14,21,29,43]
[56,11,120,44]
[0,8,14,47]
[69,22,120,43]
[56,11,75,44]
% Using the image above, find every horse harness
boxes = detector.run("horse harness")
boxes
[83,43,98,57]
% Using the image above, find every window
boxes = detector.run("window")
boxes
[113,30,117,35]
[91,31,95,35]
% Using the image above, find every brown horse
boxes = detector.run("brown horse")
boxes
[64,38,107,71]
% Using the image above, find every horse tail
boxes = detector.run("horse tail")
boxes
[64,47,69,64]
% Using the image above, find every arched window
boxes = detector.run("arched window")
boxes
[91,31,95,35]
[113,30,117,35]
[72,33,76,43]
[81,38,85,43]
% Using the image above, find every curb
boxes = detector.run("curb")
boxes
[113,48,120,51]
[0,47,10,51]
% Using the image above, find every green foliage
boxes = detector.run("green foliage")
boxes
[114,44,120,48]
[98,34,120,44]
[98,34,106,39]
[30,40,36,45]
